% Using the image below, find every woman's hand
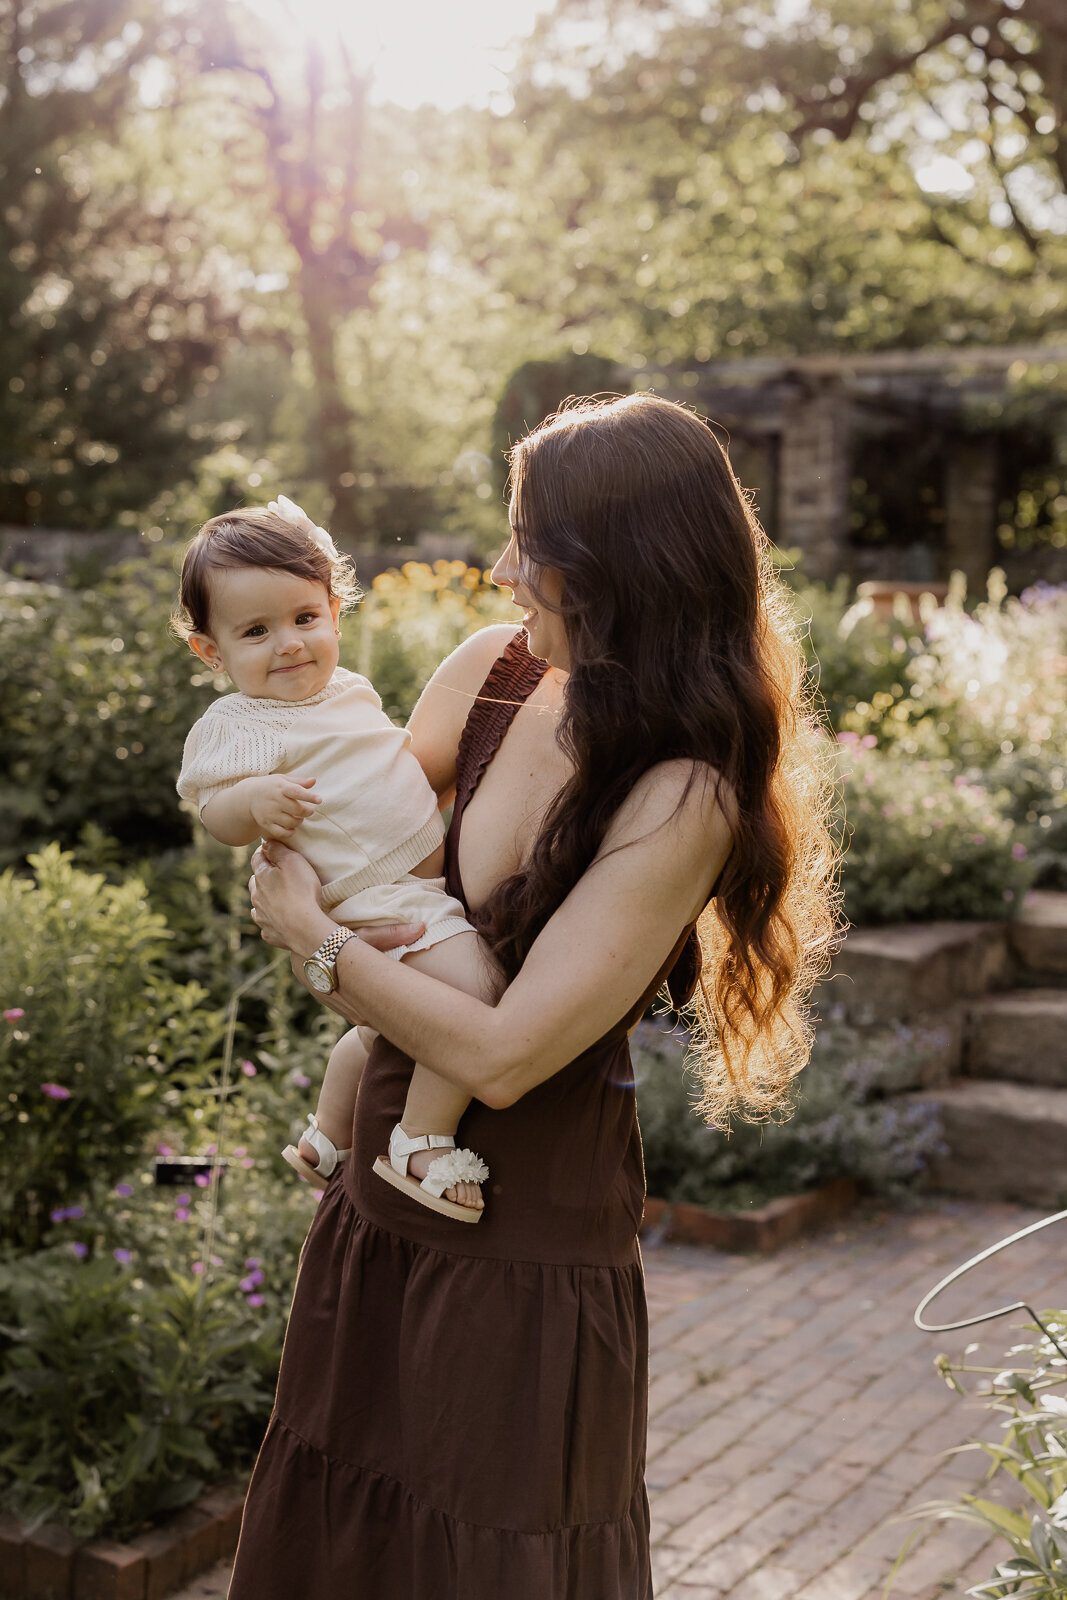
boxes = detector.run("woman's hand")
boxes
[248,842,333,956]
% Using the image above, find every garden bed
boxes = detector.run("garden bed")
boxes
[0,1480,245,1600]
[641,1177,859,1255]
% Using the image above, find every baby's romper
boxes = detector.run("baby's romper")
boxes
[178,666,471,954]
[228,633,699,1599]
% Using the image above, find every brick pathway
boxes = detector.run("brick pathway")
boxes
[176,1198,1066,1600]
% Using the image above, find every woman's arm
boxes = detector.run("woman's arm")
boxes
[405,623,522,803]
[251,760,731,1109]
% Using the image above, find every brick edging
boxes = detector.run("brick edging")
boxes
[641,1176,859,1253]
[0,1481,246,1600]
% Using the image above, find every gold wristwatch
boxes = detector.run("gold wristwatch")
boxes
[303,928,355,994]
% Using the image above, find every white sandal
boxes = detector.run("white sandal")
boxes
[281,1114,351,1191]
[372,1124,489,1223]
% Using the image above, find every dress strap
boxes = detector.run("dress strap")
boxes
[452,630,550,821]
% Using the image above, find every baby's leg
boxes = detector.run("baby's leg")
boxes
[398,930,500,1211]
[297,1025,373,1171]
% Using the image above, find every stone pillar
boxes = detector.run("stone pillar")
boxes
[944,436,998,591]
[778,378,850,580]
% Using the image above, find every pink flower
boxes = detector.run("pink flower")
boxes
[40,1083,70,1100]
[241,1060,257,1077]
[836,731,860,745]
[4,1008,24,1021]
[156,1143,173,1157]
[973,834,986,846]
[247,1294,265,1308]
[1012,843,1028,860]
[232,1147,247,1158]
[291,1072,311,1089]
[192,1262,205,1275]
[860,734,877,748]
[174,1207,191,1222]
[241,1158,254,1169]
[194,1173,209,1187]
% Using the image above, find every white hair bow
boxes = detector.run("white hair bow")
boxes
[268,494,339,560]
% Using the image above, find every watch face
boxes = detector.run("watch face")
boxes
[304,958,334,994]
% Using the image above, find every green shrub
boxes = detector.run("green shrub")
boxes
[893,1312,1067,1597]
[635,1019,945,1208]
[0,564,212,864]
[0,846,225,1250]
[0,1180,305,1539]
[837,739,1034,924]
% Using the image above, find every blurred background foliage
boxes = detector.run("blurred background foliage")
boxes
[2,0,1066,555]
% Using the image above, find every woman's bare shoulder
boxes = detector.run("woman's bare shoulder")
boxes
[604,758,736,853]
[427,623,523,694]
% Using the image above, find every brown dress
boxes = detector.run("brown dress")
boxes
[229,634,696,1600]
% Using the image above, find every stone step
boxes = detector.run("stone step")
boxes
[1011,891,1067,984]
[819,921,1010,1024]
[966,990,1067,1086]
[912,1080,1067,1207]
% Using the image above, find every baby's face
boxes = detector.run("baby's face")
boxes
[191,566,341,700]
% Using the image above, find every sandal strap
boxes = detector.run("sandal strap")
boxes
[303,1113,350,1178]
[387,1123,455,1178]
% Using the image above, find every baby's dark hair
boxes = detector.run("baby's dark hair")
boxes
[173,507,361,639]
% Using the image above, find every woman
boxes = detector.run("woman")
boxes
[230,393,837,1598]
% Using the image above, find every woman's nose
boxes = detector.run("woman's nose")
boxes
[490,541,518,590]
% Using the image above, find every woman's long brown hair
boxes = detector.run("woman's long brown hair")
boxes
[480,393,839,1123]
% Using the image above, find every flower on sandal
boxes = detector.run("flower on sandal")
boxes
[425,1148,489,1188]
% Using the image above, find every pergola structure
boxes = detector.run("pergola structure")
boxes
[673,344,1067,589]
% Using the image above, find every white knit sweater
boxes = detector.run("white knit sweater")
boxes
[177,667,445,906]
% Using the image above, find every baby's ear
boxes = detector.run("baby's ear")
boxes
[188,632,222,671]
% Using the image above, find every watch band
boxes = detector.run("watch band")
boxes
[312,928,354,968]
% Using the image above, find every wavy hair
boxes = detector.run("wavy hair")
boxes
[480,393,839,1123]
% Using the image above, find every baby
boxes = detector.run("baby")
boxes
[174,497,498,1221]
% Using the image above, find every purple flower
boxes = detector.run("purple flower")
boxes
[40,1083,71,1100]
[115,1183,134,1197]
[973,834,986,846]
[1012,843,1028,860]
[247,1268,264,1287]
[113,1248,132,1263]
[241,1157,254,1169]
[176,1192,191,1206]
[69,1242,88,1259]
[239,1276,256,1292]
[156,1142,173,1157]
[232,1147,247,1158]
[241,1060,257,1077]
[245,1257,260,1269]
[174,1207,191,1222]
[205,1143,217,1154]
[247,1294,265,1308]
[192,1261,204,1275]
[4,1007,25,1021]
[291,1072,311,1089]
[194,1173,209,1187]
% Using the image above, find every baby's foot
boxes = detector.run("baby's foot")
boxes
[407,1144,484,1212]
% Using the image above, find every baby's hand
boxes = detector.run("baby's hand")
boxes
[247,776,321,841]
